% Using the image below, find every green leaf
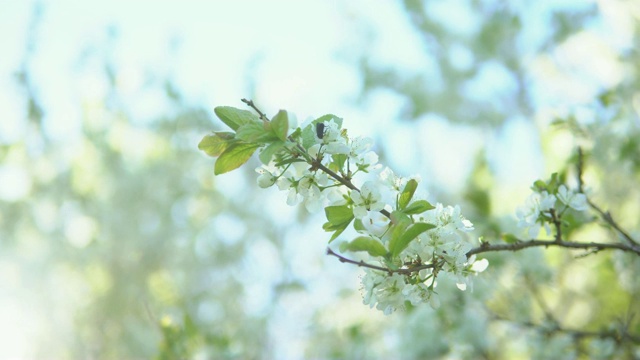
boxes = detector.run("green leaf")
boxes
[198,132,234,157]
[214,143,260,175]
[339,236,388,257]
[258,141,285,164]
[390,210,410,227]
[548,173,558,192]
[271,110,289,141]
[501,233,519,244]
[398,179,418,210]
[325,205,354,225]
[387,219,409,255]
[236,122,279,143]
[403,200,435,215]
[533,179,547,191]
[214,106,260,131]
[324,205,354,243]
[331,154,347,170]
[301,123,318,149]
[323,221,350,242]
[389,222,435,258]
[213,106,261,130]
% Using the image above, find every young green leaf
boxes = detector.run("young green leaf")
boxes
[214,143,260,175]
[258,141,285,164]
[270,110,290,141]
[214,106,260,131]
[331,154,347,171]
[236,122,279,143]
[323,221,351,242]
[325,205,354,226]
[533,179,547,192]
[390,210,411,227]
[398,179,418,210]
[388,222,435,258]
[339,236,388,257]
[198,132,234,157]
[403,200,435,215]
[324,205,354,242]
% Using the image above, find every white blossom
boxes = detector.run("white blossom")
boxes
[361,210,391,237]
[557,185,587,211]
[516,191,556,238]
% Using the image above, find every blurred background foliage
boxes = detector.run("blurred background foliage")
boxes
[0,0,639,359]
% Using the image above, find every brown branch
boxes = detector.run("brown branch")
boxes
[587,199,639,246]
[467,238,640,257]
[326,247,434,275]
[490,313,640,345]
[241,98,269,121]
[550,208,563,243]
[576,147,639,247]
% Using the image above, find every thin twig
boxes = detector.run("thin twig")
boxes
[241,98,269,121]
[326,247,434,275]
[576,147,639,246]
[587,199,639,246]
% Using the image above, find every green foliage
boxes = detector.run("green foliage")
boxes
[270,110,290,141]
[214,142,261,175]
[202,106,294,174]
[214,106,260,131]
[403,200,435,215]
[388,222,435,258]
[323,205,355,242]
[339,236,388,257]
[259,141,286,164]
[236,121,278,143]
[398,179,418,210]
[198,132,235,157]
[157,316,201,360]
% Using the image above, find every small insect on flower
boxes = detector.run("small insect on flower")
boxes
[316,122,325,139]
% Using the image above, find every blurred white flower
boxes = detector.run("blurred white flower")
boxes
[557,185,587,211]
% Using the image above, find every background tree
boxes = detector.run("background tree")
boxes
[0,0,638,359]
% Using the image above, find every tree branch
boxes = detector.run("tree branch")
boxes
[490,313,640,345]
[326,247,434,275]
[587,199,639,247]
[467,238,640,257]
[576,147,639,247]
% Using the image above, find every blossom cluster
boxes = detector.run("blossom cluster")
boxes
[253,117,488,314]
[516,182,588,239]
